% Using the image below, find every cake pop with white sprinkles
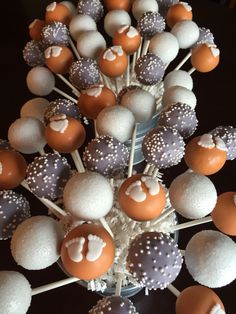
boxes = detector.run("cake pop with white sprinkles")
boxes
[41,21,70,47]
[26,153,71,200]
[159,103,198,138]
[89,296,138,314]
[193,27,215,48]
[135,53,165,86]
[69,58,100,90]
[142,125,185,169]
[137,11,165,40]
[23,40,45,67]
[127,232,183,290]
[77,0,104,22]
[83,135,129,178]
[0,190,30,240]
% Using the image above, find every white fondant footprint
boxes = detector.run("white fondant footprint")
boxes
[86,234,106,262]
[65,237,85,263]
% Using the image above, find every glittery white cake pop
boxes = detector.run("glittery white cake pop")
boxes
[26,66,55,96]
[69,14,97,41]
[164,70,193,90]
[149,31,179,64]
[76,30,106,59]
[185,230,236,288]
[20,97,49,122]
[171,20,199,49]
[11,216,64,270]
[104,9,131,37]
[96,106,136,143]
[8,117,46,154]
[63,171,113,220]
[169,171,217,219]
[132,0,159,20]
[162,85,197,109]
[0,271,32,314]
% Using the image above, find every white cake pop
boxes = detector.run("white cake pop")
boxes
[20,97,49,122]
[69,14,97,41]
[61,1,77,15]
[185,230,236,288]
[164,70,193,90]
[149,31,179,64]
[120,87,156,123]
[171,20,199,49]
[96,106,135,143]
[11,216,64,270]
[132,0,159,20]
[162,85,197,109]
[104,10,131,37]
[169,170,217,219]
[63,171,113,220]
[26,66,55,96]
[8,117,47,154]
[76,30,106,59]
[0,271,32,314]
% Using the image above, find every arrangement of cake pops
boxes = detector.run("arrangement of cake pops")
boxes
[1,0,236,313]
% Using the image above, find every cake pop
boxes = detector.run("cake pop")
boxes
[118,174,166,221]
[184,133,227,175]
[41,21,70,47]
[127,232,183,289]
[137,12,166,40]
[0,150,27,190]
[163,70,193,90]
[44,45,74,74]
[23,40,45,67]
[45,114,86,153]
[8,117,46,154]
[135,53,165,86]
[191,43,220,73]
[113,25,141,55]
[176,285,225,314]
[77,0,104,22]
[45,1,72,25]
[28,19,45,41]
[20,97,49,122]
[61,1,77,15]
[185,230,236,288]
[211,192,236,236]
[142,126,185,169]
[26,153,71,200]
[169,170,217,219]
[11,215,64,270]
[96,106,135,143]
[69,58,100,90]
[132,0,159,20]
[77,85,116,120]
[0,271,32,314]
[69,14,97,41]
[61,223,115,280]
[76,30,106,59]
[159,103,198,138]
[171,20,199,49]
[104,10,131,38]
[162,86,197,109]
[149,31,179,64]
[89,296,138,314]
[26,66,55,96]
[166,2,193,29]
[193,27,215,47]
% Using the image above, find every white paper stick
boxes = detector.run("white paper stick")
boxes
[152,168,160,178]
[147,165,155,176]
[143,164,150,174]
[152,207,175,225]
[128,124,137,178]
[131,51,137,76]
[101,74,112,90]
[32,277,79,296]
[115,78,119,94]
[126,55,130,87]
[71,150,85,173]
[174,51,192,71]
[69,38,80,60]
[94,119,99,137]
[171,216,212,232]
[53,87,77,103]
[115,275,123,296]
[99,217,114,238]
[167,284,181,297]
[188,67,196,75]
[56,74,80,96]
[136,38,143,60]
[38,148,46,156]
[141,39,150,56]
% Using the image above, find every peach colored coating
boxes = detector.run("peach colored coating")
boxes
[191,44,220,73]
[29,19,45,41]
[166,3,193,28]
[45,46,74,74]
[45,3,72,26]
[113,27,141,55]
[104,0,131,11]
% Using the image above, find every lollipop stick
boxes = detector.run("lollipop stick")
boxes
[167,284,181,297]
[143,164,150,174]
[32,277,79,296]
[69,38,81,60]
[71,150,85,172]
[136,38,143,60]
[99,217,114,238]
[101,74,113,91]
[171,216,212,232]
[188,67,196,75]
[56,74,80,96]
[147,165,155,176]
[115,78,119,94]
[174,51,192,71]
[126,55,130,87]
[115,275,123,296]
[38,147,46,156]
[53,87,78,103]
[141,40,150,56]
[131,51,137,76]
[152,168,160,178]
[152,207,175,225]
[128,124,137,178]
[94,119,99,137]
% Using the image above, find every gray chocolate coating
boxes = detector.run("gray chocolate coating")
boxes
[142,125,185,168]
[137,12,165,39]
[41,22,69,47]
[89,296,138,314]
[159,103,198,139]
[83,135,129,178]
[135,53,165,86]
[0,190,30,240]
[127,232,183,290]
[69,58,100,90]
[77,0,104,22]
[26,153,71,200]
[23,40,45,67]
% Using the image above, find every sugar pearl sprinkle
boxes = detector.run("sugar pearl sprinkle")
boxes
[41,21,69,47]
[77,0,104,22]
[89,296,138,314]
[137,12,166,39]
[127,232,183,290]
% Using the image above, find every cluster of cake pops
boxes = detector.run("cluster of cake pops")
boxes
[0,0,236,313]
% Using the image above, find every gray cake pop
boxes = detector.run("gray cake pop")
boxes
[41,21,70,47]
[23,40,45,67]
[77,0,104,22]
[137,11,165,39]
[89,296,138,314]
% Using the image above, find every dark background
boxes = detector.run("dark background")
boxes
[0,0,236,313]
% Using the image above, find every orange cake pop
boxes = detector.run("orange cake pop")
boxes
[211,192,236,236]
[166,2,193,29]
[191,43,220,73]
[184,133,227,175]
[45,1,72,25]
[61,223,115,280]
[98,46,128,78]
[77,85,116,120]
[104,0,130,11]
[176,285,225,314]
[0,150,27,190]
[118,174,166,221]
[44,45,74,74]
[45,114,86,153]
[28,19,45,41]
[113,25,141,55]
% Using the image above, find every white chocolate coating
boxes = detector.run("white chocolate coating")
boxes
[104,10,131,37]
[171,20,200,49]
[69,14,97,41]
[132,0,158,20]
[164,70,193,90]
[26,66,55,96]
[76,30,106,59]
[162,85,197,109]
